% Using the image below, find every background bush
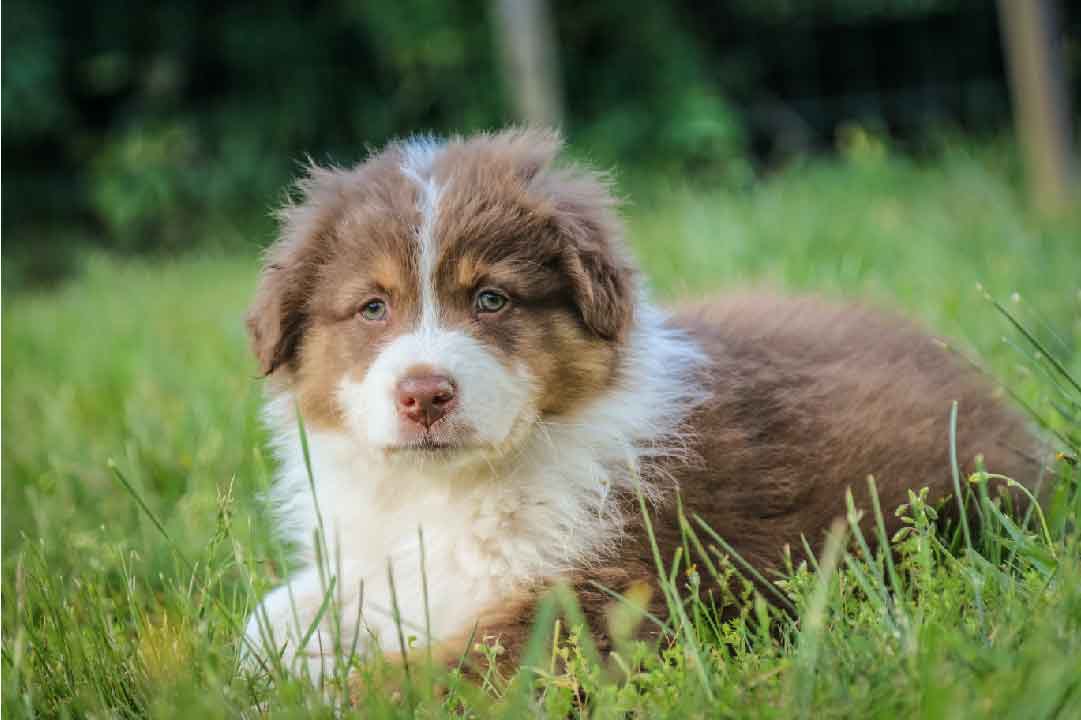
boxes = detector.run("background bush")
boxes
[6,0,1076,275]
[2,1,744,259]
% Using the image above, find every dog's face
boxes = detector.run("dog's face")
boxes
[248,130,637,465]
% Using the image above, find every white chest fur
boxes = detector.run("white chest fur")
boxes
[244,305,706,677]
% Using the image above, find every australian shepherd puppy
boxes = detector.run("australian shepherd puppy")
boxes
[244,129,1039,679]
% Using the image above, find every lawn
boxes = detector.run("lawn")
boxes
[3,140,1079,718]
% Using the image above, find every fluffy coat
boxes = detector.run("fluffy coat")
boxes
[243,129,1042,680]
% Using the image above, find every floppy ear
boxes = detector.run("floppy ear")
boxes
[494,128,636,340]
[539,164,637,341]
[247,162,346,376]
[246,258,309,376]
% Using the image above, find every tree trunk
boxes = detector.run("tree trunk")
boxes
[492,0,564,128]
[997,0,1076,215]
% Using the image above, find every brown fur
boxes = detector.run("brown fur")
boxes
[248,130,631,429]
[247,129,1045,684]
[422,292,1044,674]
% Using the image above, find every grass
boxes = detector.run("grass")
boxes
[3,139,1080,718]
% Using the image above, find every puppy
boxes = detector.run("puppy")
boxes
[243,129,1040,679]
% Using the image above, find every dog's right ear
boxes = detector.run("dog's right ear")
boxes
[247,163,346,376]
[246,257,308,376]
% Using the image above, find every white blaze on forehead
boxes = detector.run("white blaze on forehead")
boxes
[399,137,446,330]
[326,136,534,452]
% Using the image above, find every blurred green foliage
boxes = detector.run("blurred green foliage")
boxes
[5,0,1074,281]
[729,0,969,22]
[2,0,747,263]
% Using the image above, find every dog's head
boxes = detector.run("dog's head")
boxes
[248,130,638,465]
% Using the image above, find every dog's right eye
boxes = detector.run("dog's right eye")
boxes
[475,290,509,315]
[358,299,389,322]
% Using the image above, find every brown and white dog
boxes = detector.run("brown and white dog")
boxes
[243,129,1040,678]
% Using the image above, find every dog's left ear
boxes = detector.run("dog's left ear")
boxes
[486,128,636,341]
[542,164,637,341]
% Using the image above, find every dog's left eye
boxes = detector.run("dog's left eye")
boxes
[358,299,389,322]
[475,290,508,314]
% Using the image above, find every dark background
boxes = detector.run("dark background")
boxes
[3,0,1078,279]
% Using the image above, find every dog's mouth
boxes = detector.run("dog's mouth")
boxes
[384,436,466,454]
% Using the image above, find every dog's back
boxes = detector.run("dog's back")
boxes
[664,293,1042,574]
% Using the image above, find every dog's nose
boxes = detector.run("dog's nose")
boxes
[396,374,457,428]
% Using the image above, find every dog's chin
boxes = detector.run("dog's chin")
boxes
[385,437,468,455]
[376,437,498,475]
[362,410,537,471]
[378,427,524,471]
[379,420,482,457]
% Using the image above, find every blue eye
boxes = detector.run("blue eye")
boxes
[359,299,388,321]
[475,290,508,314]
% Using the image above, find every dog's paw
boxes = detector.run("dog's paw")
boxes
[242,574,367,679]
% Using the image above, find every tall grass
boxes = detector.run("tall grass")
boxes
[3,144,1079,717]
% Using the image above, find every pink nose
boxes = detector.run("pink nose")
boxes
[395,374,457,428]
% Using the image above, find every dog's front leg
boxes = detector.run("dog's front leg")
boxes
[243,566,370,680]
